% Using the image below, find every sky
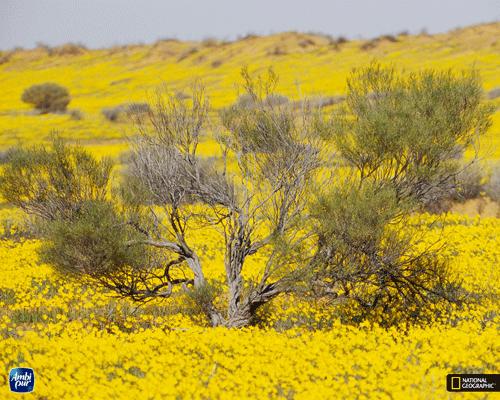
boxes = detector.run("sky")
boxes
[0,0,498,50]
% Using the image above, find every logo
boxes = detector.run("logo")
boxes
[447,374,499,392]
[9,368,35,393]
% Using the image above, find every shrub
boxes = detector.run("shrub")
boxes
[211,59,223,68]
[296,95,345,109]
[485,163,500,201]
[234,93,256,109]
[265,94,289,106]
[268,46,287,56]
[0,150,9,164]
[201,38,219,47]
[298,38,315,48]
[0,51,13,64]
[175,91,190,100]
[423,161,485,212]
[102,103,150,122]
[488,87,500,100]
[102,106,124,122]
[379,34,398,42]
[21,83,71,113]
[50,43,87,57]
[68,109,83,120]
[453,162,484,201]
[125,102,150,117]
[360,40,378,51]
[177,47,198,62]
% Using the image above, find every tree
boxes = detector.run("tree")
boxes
[0,65,493,327]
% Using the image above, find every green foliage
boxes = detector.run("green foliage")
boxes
[0,135,113,219]
[21,83,71,113]
[320,63,493,205]
[311,63,492,322]
[220,68,312,155]
[313,179,464,324]
[40,200,146,277]
[314,181,401,252]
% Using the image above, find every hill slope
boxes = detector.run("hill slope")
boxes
[0,22,499,159]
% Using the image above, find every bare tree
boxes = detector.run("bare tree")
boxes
[122,72,321,326]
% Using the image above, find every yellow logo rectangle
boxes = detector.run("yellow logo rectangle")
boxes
[451,377,461,390]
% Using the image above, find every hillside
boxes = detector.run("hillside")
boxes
[0,22,499,159]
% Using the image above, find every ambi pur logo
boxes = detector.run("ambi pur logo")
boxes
[9,368,35,393]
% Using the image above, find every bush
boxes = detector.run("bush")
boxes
[485,164,500,202]
[379,34,398,42]
[177,47,198,62]
[423,161,485,213]
[453,162,484,201]
[0,150,9,164]
[102,105,124,122]
[0,51,13,64]
[234,93,256,109]
[296,95,345,109]
[68,109,83,120]
[125,102,150,117]
[102,103,150,122]
[21,83,71,113]
[201,38,219,47]
[50,43,87,57]
[265,94,289,107]
[360,40,378,51]
[211,59,223,68]
[488,87,500,100]
[268,46,287,56]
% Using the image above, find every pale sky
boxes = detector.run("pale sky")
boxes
[0,0,498,50]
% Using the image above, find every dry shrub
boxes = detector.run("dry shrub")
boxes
[201,38,219,47]
[50,43,87,56]
[268,45,287,56]
[488,87,500,100]
[177,47,198,62]
[211,59,223,68]
[21,83,71,113]
[485,163,500,202]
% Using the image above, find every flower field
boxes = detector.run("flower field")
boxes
[0,23,499,399]
[0,215,498,399]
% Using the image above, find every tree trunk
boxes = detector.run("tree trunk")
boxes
[225,240,247,320]
[225,301,253,328]
[186,254,205,287]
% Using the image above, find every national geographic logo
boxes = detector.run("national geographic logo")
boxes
[447,374,499,392]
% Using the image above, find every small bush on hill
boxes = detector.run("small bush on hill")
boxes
[68,109,83,120]
[488,87,500,99]
[485,163,500,201]
[102,103,150,122]
[102,105,124,122]
[50,43,87,56]
[21,83,71,113]
[265,94,289,106]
